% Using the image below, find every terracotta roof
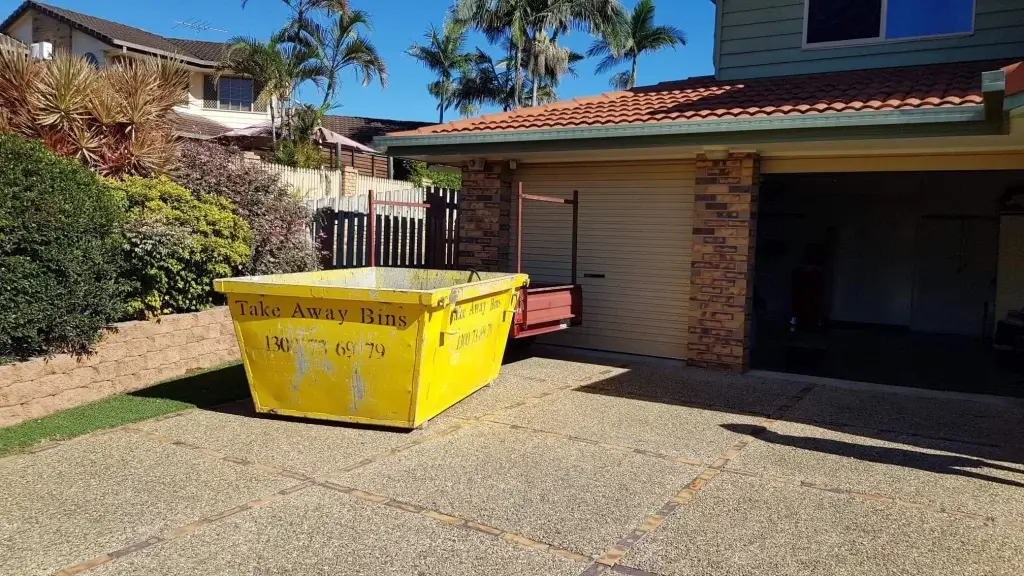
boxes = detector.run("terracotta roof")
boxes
[323,115,433,145]
[0,1,226,65]
[170,111,231,140]
[393,60,1009,137]
[1005,62,1024,98]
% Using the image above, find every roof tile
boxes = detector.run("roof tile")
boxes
[322,115,432,145]
[391,60,1017,137]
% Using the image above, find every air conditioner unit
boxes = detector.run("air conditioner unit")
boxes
[30,42,53,60]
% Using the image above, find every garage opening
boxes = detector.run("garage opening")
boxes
[752,171,1024,396]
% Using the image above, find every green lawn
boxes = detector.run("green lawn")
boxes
[0,362,250,458]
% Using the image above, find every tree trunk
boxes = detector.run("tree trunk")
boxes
[530,30,539,107]
[513,44,523,109]
[270,102,277,143]
[630,55,638,90]
[439,99,444,124]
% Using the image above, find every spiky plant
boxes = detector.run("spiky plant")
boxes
[0,51,187,177]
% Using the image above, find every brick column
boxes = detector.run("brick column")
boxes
[458,162,512,271]
[688,153,760,372]
[341,166,358,197]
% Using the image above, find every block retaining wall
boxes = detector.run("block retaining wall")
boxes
[0,307,240,428]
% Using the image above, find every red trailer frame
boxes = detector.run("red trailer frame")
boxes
[511,184,583,339]
[367,186,583,340]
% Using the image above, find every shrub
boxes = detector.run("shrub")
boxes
[398,158,462,189]
[0,135,127,362]
[0,51,187,177]
[172,141,319,275]
[111,176,252,319]
[273,139,323,169]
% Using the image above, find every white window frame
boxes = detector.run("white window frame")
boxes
[802,0,976,50]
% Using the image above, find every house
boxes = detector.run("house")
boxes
[215,114,432,177]
[0,0,266,135]
[0,1,433,176]
[376,0,1024,393]
[323,115,433,176]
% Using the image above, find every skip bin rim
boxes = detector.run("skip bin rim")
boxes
[214,269,529,307]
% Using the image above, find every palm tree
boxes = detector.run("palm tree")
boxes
[221,30,324,142]
[453,48,522,114]
[588,0,685,90]
[456,0,624,108]
[453,0,532,109]
[408,19,475,123]
[531,44,584,101]
[526,31,584,106]
[305,7,387,109]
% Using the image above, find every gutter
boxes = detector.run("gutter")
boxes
[375,106,989,152]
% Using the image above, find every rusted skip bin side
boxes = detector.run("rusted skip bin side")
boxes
[214,268,528,428]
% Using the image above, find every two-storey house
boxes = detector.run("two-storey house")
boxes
[0,2,432,175]
[376,0,1024,393]
[0,0,272,138]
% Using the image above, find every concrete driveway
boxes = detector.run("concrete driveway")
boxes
[3,348,1024,576]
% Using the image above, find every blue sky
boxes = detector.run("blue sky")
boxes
[2,0,717,122]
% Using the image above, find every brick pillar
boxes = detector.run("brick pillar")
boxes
[341,166,358,197]
[458,162,512,271]
[688,153,760,372]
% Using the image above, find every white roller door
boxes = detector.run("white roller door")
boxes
[511,160,694,359]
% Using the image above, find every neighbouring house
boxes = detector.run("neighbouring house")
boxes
[0,0,264,136]
[323,115,433,177]
[0,1,433,177]
[377,0,1024,394]
[214,115,432,178]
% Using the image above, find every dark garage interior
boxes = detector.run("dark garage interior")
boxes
[752,170,1024,397]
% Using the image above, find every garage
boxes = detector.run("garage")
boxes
[752,170,1024,395]
[377,51,1024,390]
[511,161,695,359]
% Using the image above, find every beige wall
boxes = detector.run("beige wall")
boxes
[180,71,270,129]
[71,28,113,60]
[0,308,240,428]
[9,13,32,45]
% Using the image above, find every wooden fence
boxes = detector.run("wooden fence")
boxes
[314,187,460,270]
[255,160,431,205]
[255,161,344,200]
[0,34,27,55]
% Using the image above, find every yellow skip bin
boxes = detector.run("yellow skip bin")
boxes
[214,268,528,428]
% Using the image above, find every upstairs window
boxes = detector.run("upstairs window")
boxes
[203,75,265,112]
[217,77,254,111]
[804,0,975,48]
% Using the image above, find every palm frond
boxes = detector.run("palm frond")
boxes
[609,70,631,90]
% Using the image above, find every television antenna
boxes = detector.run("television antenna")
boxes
[172,18,227,34]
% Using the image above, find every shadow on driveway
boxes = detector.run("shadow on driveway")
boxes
[558,351,1024,465]
[721,424,1024,488]
[129,363,249,408]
